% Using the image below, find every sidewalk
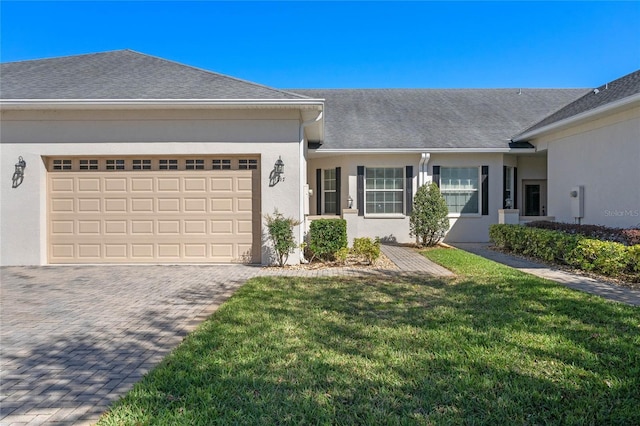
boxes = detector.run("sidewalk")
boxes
[451,243,640,307]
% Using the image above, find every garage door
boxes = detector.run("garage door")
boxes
[47,159,259,264]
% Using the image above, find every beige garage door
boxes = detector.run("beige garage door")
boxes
[48,170,258,263]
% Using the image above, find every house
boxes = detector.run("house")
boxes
[1,50,637,266]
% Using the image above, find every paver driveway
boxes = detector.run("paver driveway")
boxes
[0,264,263,425]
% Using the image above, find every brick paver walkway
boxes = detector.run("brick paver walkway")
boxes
[0,247,448,425]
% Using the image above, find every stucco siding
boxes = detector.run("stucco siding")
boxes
[545,111,640,228]
[0,109,304,265]
[307,152,507,244]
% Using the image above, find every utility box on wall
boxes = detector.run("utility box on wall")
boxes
[570,185,584,219]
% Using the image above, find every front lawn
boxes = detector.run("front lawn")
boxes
[98,248,640,425]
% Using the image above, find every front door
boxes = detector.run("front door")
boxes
[523,180,547,216]
[524,184,540,216]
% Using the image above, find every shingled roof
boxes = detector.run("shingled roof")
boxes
[516,69,640,138]
[0,50,309,100]
[292,88,587,151]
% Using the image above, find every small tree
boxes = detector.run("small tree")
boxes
[265,210,300,267]
[410,182,450,246]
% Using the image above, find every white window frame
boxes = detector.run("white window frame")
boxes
[364,167,404,216]
[323,169,337,215]
[440,166,481,217]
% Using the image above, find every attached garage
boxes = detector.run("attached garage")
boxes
[46,156,261,264]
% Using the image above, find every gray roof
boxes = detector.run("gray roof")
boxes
[0,50,309,100]
[292,88,587,150]
[517,69,640,137]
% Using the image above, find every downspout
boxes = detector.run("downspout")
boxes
[299,110,323,263]
[418,152,431,186]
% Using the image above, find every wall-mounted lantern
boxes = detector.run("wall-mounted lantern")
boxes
[12,156,26,188]
[269,156,285,187]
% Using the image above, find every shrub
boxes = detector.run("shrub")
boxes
[628,245,640,273]
[410,183,450,246]
[265,210,300,267]
[489,224,639,281]
[526,220,640,246]
[308,219,348,261]
[351,237,381,264]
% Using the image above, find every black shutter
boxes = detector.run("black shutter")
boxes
[357,166,365,216]
[432,165,441,187]
[316,169,322,215]
[482,166,489,216]
[335,167,341,215]
[513,167,518,210]
[503,166,508,209]
[405,166,413,215]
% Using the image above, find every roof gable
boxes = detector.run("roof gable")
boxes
[518,69,640,137]
[0,50,309,100]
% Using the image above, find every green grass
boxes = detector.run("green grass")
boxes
[98,248,640,425]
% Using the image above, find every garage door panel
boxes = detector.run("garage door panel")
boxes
[78,178,100,192]
[157,178,180,191]
[104,178,127,192]
[131,177,154,192]
[48,170,257,263]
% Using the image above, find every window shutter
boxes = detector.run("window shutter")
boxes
[503,165,508,209]
[405,166,413,215]
[357,166,365,216]
[482,166,489,216]
[432,165,441,187]
[335,167,341,215]
[513,167,518,210]
[316,169,322,215]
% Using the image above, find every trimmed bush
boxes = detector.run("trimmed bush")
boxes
[308,219,348,261]
[489,224,640,281]
[526,220,640,246]
[351,237,381,264]
[410,183,450,246]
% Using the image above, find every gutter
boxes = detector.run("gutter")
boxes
[418,153,430,186]
[0,98,326,110]
[513,92,640,142]
[298,110,324,264]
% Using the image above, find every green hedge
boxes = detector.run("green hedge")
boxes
[308,219,348,261]
[489,224,640,281]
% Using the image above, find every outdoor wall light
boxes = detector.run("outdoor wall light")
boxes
[12,156,26,188]
[269,156,285,187]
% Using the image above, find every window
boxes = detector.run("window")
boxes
[133,159,152,170]
[365,167,404,214]
[186,159,205,170]
[440,167,479,214]
[159,159,178,170]
[79,159,98,170]
[106,159,125,170]
[323,169,337,214]
[504,166,513,208]
[212,159,231,170]
[52,159,72,170]
[239,159,258,170]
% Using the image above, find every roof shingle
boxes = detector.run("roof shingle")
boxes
[292,88,587,150]
[0,50,309,100]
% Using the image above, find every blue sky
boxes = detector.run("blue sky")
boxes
[1,1,639,89]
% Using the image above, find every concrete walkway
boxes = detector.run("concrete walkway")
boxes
[0,248,449,426]
[452,243,640,307]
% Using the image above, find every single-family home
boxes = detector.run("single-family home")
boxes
[1,50,638,266]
